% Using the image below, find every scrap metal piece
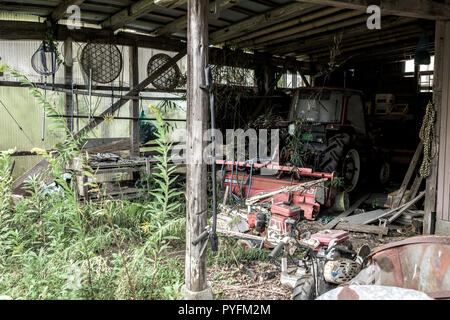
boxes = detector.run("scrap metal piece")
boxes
[356,236,450,298]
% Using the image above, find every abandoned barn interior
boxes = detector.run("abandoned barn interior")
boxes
[0,0,449,300]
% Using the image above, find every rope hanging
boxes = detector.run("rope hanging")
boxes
[419,101,436,178]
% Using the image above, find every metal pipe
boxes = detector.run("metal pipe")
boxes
[71,71,74,132]
[88,68,92,121]
[47,114,186,121]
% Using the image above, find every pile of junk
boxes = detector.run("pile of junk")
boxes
[202,142,450,300]
[196,85,450,299]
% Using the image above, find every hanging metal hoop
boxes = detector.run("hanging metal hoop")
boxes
[147,53,181,90]
[31,41,60,76]
[80,43,123,84]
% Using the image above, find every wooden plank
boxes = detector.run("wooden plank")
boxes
[185,0,210,297]
[50,0,85,22]
[210,2,318,43]
[341,209,388,225]
[388,192,426,224]
[335,222,388,235]
[392,141,423,208]
[363,191,426,225]
[405,174,424,202]
[322,193,371,230]
[294,0,450,20]
[74,49,186,139]
[152,0,242,36]
[101,0,158,31]
[12,159,49,195]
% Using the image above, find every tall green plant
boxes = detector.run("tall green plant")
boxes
[0,149,15,259]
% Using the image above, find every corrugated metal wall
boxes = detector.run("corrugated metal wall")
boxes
[0,15,187,178]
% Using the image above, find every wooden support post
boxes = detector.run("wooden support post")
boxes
[129,45,140,157]
[184,0,212,300]
[64,37,73,132]
[434,18,450,235]
[425,21,445,234]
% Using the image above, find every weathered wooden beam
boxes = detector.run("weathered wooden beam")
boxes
[12,160,49,196]
[266,16,415,55]
[101,0,158,31]
[286,24,422,57]
[247,13,366,49]
[74,49,187,139]
[210,2,319,44]
[392,141,423,208]
[152,0,241,36]
[185,0,212,299]
[423,21,444,235]
[240,9,362,48]
[310,29,423,59]
[434,19,450,233]
[234,7,342,46]
[50,0,85,22]
[0,20,184,52]
[295,0,450,20]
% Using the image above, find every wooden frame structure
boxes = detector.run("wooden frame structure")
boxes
[2,0,450,298]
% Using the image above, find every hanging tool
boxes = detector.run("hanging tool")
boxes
[192,66,219,252]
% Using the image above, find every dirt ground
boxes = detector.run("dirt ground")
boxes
[208,219,419,300]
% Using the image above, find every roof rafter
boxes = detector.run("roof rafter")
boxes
[152,0,241,36]
[210,2,319,44]
[295,0,450,20]
[101,0,160,31]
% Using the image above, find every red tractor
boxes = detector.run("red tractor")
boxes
[216,87,371,246]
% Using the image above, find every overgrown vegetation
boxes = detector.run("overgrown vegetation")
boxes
[0,63,187,300]
[0,62,274,300]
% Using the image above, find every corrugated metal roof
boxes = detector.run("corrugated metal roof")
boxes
[0,1,430,63]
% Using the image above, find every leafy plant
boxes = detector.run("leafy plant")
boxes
[0,63,187,300]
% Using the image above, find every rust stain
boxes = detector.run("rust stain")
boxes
[337,286,360,300]
[376,255,394,272]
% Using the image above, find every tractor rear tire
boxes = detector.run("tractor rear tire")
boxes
[292,276,315,300]
[320,133,351,173]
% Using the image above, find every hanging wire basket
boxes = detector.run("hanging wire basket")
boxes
[147,53,181,90]
[80,43,123,84]
[31,41,60,76]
